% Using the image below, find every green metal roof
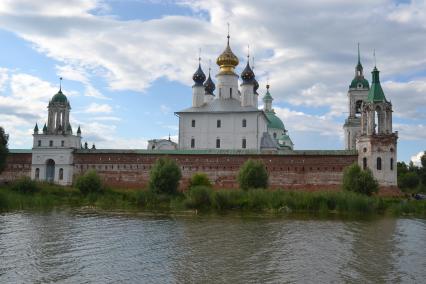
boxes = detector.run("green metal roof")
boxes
[350,77,369,89]
[367,67,386,102]
[265,110,285,130]
[9,149,32,154]
[51,90,68,103]
[263,89,273,102]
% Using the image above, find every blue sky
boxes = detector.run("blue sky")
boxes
[0,0,425,164]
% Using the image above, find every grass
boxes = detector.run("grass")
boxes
[0,182,425,217]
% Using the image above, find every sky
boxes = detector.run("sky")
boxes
[0,0,425,164]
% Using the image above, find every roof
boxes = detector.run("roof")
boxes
[9,149,32,154]
[265,110,285,130]
[176,98,261,114]
[51,89,68,103]
[350,77,370,89]
[367,67,386,102]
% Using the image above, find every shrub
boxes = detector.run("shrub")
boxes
[75,170,104,195]
[342,164,379,196]
[11,176,39,194]
[398,172,420,189]
[189,172,212,189]
[149,157,182,194]
[0,126,9,174]
[185,185,213,209]
[237,159,268,190]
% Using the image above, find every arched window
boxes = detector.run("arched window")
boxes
[242,119,247,128]
[377,157,382,170]
[242,138,246,149]
[390,158,394,171]
[217,120,221,128]
[363,157,367,170]
[273,132,277,139]
[191,138,195,148]
[35,168,40,180]
[38,140,41,147]
[191,120,195,127]
[216,138,220,148]
[59,168,64,180]
[355,100,363,115]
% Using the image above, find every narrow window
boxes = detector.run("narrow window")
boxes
[35,168,40,180]
[242,119,247,128]
[61,140,64,147]
[216,139,220,148]
[363,157,367,170]
[191,120,195,127]
[242,138,246,149]
[59,168,64,180]
[191,138,195,148]
[390,158,394,171]
[38,140,41,147]
[49,140,53,147]
[217,120,221,128]
[273,133,277,139]
[230,88,232,98]
[377,157,382,170]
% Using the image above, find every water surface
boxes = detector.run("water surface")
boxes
[0,210,425,283]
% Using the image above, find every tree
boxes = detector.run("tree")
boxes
[75,170,104,195]
[398,172,420,189]
[237,159,268,190]
[0,127,9,174]
[421,151,426,169]
[342,163,379,196]
[189,172,212,189]
[149,157,182,194]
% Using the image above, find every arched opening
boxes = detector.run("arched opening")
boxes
[355,100,362,116]
[46,159,55,182]
[363,157,367,170]
[59,168,64,180]
[273,132,277,139]
[35,168,40,180]
[390,158,394,171]
[242,119,247,128]
[377,157,382,171]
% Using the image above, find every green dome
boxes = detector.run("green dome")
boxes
[350,77,370,89]
[51,90,68,103]
[265,110,285,130]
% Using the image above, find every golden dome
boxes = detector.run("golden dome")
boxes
[216,36,239,74]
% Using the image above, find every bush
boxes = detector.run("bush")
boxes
[75,170,104,195]
[237,159,268,190]
[11,176,39,194]
[185,185,213,209]
[149,157,182,194]
[398,172,420,189]
[342,164,379,196]
[189,172,212,189]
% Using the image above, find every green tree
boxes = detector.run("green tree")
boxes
[237,159,268,190]
[0,127,9,174]
[149,157,182,194]
[398,172,420,189]
[11,176,39,194]
[342,163,379,196]
[189,172,212,189]
[75,170,104,195]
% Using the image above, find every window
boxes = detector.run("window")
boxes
[216,138,220,148]
[242,119,247,127]
[363,157,367,170]
[230,88,232,98]
[273,133,277,139]
[35,168,40,180]
[59,168,64,180]
[49,140,53,147]
[191,138,195,148]
[61,140,64,147]
[377,157,382,170]
[38,140,41,147]
[390,158,394,171]
[191,120,195,127]
[217,120,221,128]
[242,138,246,149]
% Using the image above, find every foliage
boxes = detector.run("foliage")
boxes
[185,185,213,209]
[397,154,426,193]
[0,126,9,174]
[342,164,379,196]
[237,159,268,190]
[75,170,104,195]
[149,157,182,194]
[11,176,40,194]
[189,172,212,189]
[398,172,420,189]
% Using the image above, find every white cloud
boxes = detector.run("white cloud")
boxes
[0,67,8,90]
[84,102,112,113]
[411,151,425,167]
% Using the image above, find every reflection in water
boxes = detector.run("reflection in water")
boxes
[0,211,425,283]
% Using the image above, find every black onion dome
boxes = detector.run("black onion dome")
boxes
[192,64,206,86]
[204,72,215,95]
[241,61,255,84]
[253,77,259,93]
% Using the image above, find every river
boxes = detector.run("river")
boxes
[0,210,425,283]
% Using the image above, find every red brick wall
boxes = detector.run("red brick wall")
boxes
[0,153,32,183]
[73,153,358,190]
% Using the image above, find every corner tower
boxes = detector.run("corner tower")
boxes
[356,66,397,186]
[31,80,82,185]
[343,44,370,150]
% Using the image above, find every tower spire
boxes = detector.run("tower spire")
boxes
[357,42,360,65]
[373,48,377,67]
[227,22,230,45]
[59,77,63,91]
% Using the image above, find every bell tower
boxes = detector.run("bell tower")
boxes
[356,65,397,186]
[343,44,370,150]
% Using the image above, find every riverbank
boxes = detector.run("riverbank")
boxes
[0,184,425,216]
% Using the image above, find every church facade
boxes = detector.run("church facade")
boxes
[0,37,398,191]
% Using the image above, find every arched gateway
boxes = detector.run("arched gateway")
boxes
[46,159,55,182]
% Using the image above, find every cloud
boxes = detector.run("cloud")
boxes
[411,151,425,167]
[160,104,171,114]
[84,102,112,113]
